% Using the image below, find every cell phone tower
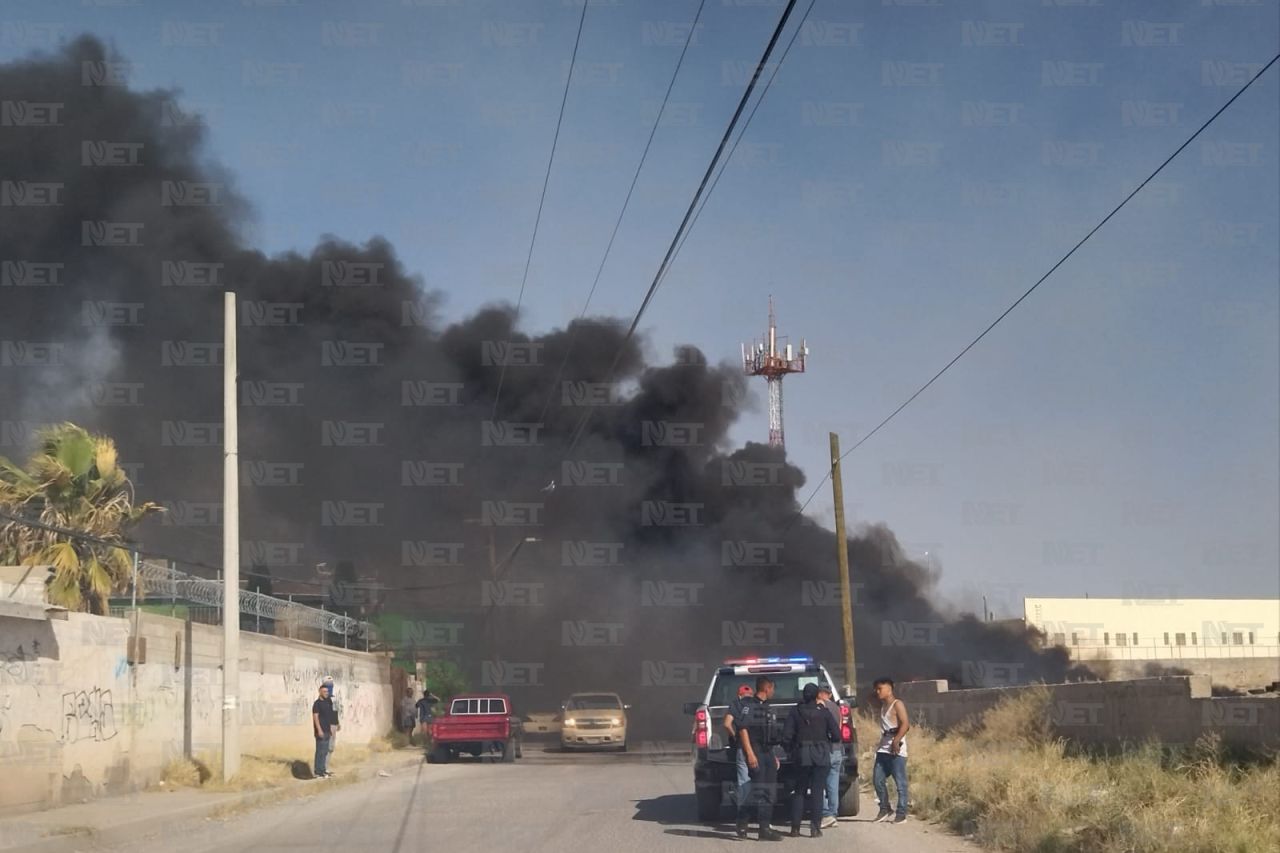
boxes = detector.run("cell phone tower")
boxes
[741,297,808,449]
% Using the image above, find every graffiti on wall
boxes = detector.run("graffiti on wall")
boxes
[61,688,118,743]
[1,644,36,685]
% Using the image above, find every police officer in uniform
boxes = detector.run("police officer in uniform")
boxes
[725,676,783,841]
[784,682,841,837]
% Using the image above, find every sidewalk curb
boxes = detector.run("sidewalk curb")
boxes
[5,750,425,853]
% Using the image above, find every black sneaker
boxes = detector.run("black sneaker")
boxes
[874,808,893,822]
[736,824,749,839]
[759,829,785,841]
[789,827,801,837]
[892,814,907,824]
[812,829,823,838]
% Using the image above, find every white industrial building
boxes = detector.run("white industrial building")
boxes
[1024,597,1280,661]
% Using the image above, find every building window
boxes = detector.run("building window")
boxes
[1116,633,1127,647]
[1191,632,1197,645]
[1071,632,1078,646]
[1132,633,1138,645]
[1164,632,1170,645]
[1248,632,1255,645]
[1233,632,1243,645]
[1051,632,1065,646]
[1104,632,1110,646]
[1175,633,1186,646]
[1221,632,1228,645]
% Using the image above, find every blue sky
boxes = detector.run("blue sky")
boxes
[3,0,1277,611]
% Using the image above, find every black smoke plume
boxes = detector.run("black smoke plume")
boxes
[1,39,1088,733]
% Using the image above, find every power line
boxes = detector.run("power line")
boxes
[0,507,221,574]
[567,0,802,453]
[788,51,1280,528]
[537,0,709,425]
[491,0,591,419]
[653,0,818,300]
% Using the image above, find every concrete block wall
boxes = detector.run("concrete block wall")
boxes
[897,676,1279,752]
[0,610,392,816]
[1089,656,1280,691]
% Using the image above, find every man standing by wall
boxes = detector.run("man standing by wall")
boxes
[400,688,417,736]
[312,684,337,778]
[321,676,340,771]
[414,687,439,747]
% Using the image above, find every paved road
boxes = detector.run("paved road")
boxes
[114,746,973,853]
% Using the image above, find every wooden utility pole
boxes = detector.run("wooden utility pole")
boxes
[830,432,857,701]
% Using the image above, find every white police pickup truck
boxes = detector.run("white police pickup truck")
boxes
[682,656,860,821]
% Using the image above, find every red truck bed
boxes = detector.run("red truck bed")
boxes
[428,694,522,763]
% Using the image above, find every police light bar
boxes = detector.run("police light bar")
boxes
[723,656,813,666]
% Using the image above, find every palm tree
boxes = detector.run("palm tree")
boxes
[0,423,161,613]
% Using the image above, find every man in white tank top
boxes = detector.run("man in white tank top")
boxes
[872,677,910,823]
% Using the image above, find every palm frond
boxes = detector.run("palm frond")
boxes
[47,567,83,610]
[94,438,118,479]
[3,424,157,613]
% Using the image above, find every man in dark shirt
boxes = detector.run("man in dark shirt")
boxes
[311,685,337,778]
[783,683,841,837]
[321,677,340,770]
[414,688,439,746]
[723,676,782,841]
[722,683,756,829]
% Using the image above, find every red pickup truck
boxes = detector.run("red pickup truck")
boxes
[428,694,523,763]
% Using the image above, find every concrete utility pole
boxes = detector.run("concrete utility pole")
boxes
[829,432,857,702]
[222,290,240,782]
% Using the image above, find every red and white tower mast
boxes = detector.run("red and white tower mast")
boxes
[741,297,808,449]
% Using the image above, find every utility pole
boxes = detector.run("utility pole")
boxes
[485,537,539,650]
[222,290,240,782]
[830,433,857,702]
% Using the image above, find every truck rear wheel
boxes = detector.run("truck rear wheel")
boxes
[837,778,860,817]
[427,745,451,764]
[502,738,516,763]
[695,785,722,822]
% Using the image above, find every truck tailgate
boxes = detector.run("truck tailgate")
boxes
[435,714,509,741]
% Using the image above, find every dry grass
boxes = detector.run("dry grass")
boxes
[863,690,1280,853]
[192,752,323,791]
[158,758,205,789]
[378,729,413,751]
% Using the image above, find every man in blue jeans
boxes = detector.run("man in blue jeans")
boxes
[817,685,841,828]
[312,684,337,778]
[871,677,910,823]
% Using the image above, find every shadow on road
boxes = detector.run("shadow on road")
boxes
[632,794,741,841]
[391,757,427,853]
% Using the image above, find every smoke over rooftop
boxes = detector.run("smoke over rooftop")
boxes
[1,38,1086,726]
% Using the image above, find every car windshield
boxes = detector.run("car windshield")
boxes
[710,670,833,706]
[565,694,621,710]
